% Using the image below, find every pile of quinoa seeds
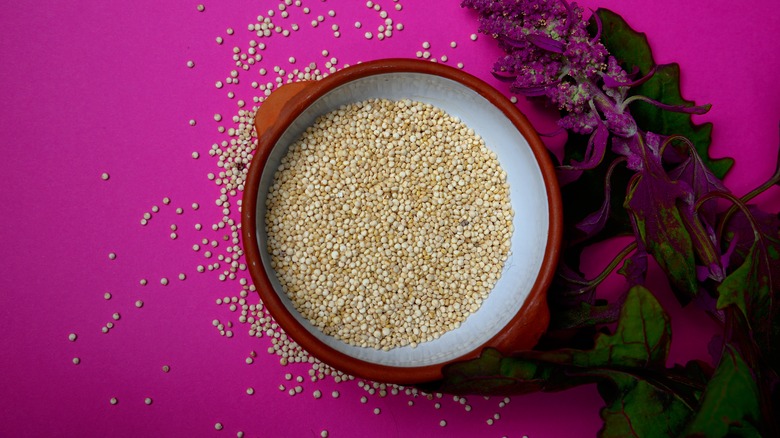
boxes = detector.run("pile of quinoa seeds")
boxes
[266,98,514,350]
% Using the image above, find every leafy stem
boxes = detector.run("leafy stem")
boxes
[704,191,766,247]
[715,141,780,242]
[558,240,637,294]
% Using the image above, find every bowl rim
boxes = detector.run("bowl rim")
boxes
[242,58,563,384]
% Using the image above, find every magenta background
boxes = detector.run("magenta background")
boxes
[1,0,778,437]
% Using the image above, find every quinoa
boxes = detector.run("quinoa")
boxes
[265,98,513,350]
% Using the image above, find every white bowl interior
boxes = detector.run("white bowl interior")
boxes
[256,72,549,367]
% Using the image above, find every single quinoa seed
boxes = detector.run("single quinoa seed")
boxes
[265,98,513,350]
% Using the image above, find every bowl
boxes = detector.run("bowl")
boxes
[242,58,562,384]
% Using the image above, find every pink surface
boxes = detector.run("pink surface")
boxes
[1,0,777,437]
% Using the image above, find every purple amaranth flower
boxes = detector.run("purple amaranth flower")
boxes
[558,110,600,134]
[464,0,619,122]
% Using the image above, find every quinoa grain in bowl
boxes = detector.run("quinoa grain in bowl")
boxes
[265,98,514,351]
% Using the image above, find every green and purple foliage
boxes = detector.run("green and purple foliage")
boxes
[429,1,780,436]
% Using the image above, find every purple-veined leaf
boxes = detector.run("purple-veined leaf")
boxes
[527,34,566,53]
[559,118,609,171]
[624,164,699,303]
[576,157,627,237]
[669,138,728,224]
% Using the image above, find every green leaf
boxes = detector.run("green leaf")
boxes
[439,286,671,393]
[719,210,780,376]
[682,345,763,437]
[717,240,770,317]
[597,373,692,438]
[437,286,709,436]
[592,8,734,179]
[561,285,671,369]
[437,348,553,395]
[632,64,733,179]
[549,299,622,331]
[592,8,654,74]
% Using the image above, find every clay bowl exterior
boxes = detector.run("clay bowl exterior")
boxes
[242,58,562,384]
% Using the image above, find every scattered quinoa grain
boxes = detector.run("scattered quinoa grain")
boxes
[104,292,112,300]
[135,300,144,308]
[145,397,153,405]
[110,397,118,405]
[108,252,116,260]
[72,357,80,365]
[101,172,110,180]
[68,333,77,342]
[470,33,478,41]
[162,365,170,373]
[215,422,223,430]
[196,4,204,12]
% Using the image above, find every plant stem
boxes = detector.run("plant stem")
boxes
[559,241,638,295]
[715,143,780,243]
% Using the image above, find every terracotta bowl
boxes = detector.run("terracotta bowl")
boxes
[242,59,562,384]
